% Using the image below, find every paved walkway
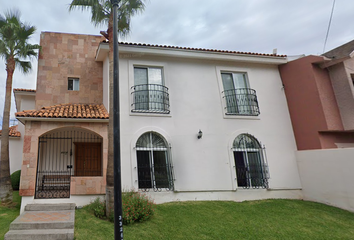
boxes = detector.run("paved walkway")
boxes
[5,203,75,240]
[15,210,72,222]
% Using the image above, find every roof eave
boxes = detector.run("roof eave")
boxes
[96,41,287,65]
[119,44,287,65]
[95,42,109,61]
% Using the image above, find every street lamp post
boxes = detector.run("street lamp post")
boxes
[111,0,123,239]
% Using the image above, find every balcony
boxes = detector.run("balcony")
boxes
[222,88,260,116]
[131,84,170,114]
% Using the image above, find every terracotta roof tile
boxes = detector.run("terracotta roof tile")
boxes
[0,125,21,137]
[15,103,109,120]
[13,88,36,93]
[102,40,287,57]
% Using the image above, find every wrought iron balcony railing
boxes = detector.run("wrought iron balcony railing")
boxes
[131,84,170,114]
[222,88,260,116]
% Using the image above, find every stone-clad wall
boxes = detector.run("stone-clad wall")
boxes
[35,32,105,109]
[19,121,108,196]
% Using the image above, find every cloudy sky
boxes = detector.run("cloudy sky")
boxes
[0,0,353,122]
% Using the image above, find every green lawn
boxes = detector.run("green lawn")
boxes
[75,199,354,240]
[0,191,21,240]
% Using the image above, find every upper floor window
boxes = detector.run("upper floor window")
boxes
[131,67,170,114]
[68,78,79,91]
[221,72,260,116]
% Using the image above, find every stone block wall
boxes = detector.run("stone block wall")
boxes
[35,32,105,109]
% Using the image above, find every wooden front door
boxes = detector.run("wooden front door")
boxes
[74,142,102,176]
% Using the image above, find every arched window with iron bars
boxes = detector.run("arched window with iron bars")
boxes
[232,134,269,189]
[136,132,174,191]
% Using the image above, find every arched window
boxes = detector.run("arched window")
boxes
[136,132,174,191]
[232,134,269,189]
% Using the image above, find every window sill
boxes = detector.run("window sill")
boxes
[130,111,172,117]
[223,114,260,120]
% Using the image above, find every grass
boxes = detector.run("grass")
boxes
[75,199,354,240]
[0,191,21,240]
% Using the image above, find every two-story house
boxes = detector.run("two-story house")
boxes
[15,32,302,212]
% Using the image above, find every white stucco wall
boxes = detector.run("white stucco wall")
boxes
[0,136,22,174]
[297,148,354,212]
[100,49,302,202]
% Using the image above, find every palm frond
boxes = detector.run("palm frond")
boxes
[69,0,145,36]
[69,0,110,27]
[0,9,38,74]
[15,60,31,73]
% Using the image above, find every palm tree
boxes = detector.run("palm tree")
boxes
[0,10,40,202]
[69,0,145,216]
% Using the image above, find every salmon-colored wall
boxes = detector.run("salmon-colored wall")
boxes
[279,55,343,150]
[35,32,105,109]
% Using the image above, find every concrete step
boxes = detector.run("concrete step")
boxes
[5,229,74,240]
[25,203,76,211]
[9,210,75,230]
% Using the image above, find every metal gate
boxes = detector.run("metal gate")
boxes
[34,128,103,199]
[35,135,73,199]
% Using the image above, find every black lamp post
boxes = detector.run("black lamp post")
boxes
[111,0,123,239]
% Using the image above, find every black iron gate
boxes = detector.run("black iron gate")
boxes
[35,136,73,199]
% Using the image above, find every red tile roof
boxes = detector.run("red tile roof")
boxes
[0,125,21,137]
[110,41,287,57]
[16,103,109,119]
[13,88,36,93]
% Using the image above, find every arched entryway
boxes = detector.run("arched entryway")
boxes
[35,127,103,199]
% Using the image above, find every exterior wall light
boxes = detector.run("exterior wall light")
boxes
[197,130,203,139]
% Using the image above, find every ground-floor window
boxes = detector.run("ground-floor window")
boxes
[136,132,174,191]
[233,134,269,189]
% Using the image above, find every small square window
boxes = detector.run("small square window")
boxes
[68,78,79,91]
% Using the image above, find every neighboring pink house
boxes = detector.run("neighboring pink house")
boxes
[279,41,354,150]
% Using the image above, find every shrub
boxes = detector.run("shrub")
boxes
[121,190,155,225]
[88,198,106,219]
[87,190,155,225]
[10,170,21,190]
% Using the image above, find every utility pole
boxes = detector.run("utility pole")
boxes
[111,0,123,239]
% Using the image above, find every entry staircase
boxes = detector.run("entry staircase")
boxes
[4,203,75,240]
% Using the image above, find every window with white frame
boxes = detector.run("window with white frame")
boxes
[221,72,260,115]
[136,132,174,190]
[232,134,269,189]
[68,78,79,91]
[131,67,170,113]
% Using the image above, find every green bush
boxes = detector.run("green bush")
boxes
[87,190,155,225]
[122,190,155,225]
[87,198,106,219]
[10,170,21,190]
